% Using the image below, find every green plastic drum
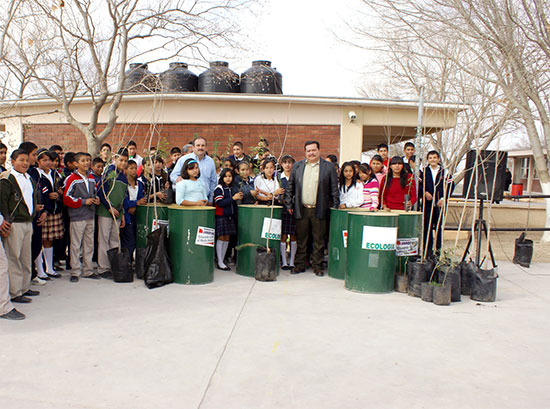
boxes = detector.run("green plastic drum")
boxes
[393,210,423,274]
[346,212,399,293]
[237,205,282,277]
[328,208,373,280]
[168,205,215,284]
[136,204,169,249]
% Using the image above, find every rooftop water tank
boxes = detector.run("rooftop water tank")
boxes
[240,60,282,94]
[124,63,158,93]
[198,61,240,93]
[159,62,198,92]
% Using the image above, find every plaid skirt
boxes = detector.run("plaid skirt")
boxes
[282,209,296,236]
[215,216,236,237]
[42,213,65,241]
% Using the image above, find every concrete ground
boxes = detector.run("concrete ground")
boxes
[1,261,550,409]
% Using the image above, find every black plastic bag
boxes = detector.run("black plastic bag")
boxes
[135,248,147,280]
[438,265,461,302]
[255,247,277,282]
[460,260,476,295]
[407,257,432,297]
[513,233,533,268]
[107,247,133,283]
[471,267,498,302]
[144,224,173,289]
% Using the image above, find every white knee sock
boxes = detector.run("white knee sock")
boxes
[280,242,288,266]
[216,240,228,269]
[289,241,297,267]
[44,247,54,274]
[35,250,46,278]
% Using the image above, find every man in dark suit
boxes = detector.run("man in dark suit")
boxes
[284,141,339,276]
[418,150,454,257]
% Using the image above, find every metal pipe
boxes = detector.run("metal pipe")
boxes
[445,227,550,232]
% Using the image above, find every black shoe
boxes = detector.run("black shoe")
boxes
[0,308,26,320]
[47,272,62,279]
[291,267,305,274]
[217,264,231,271]
[53,265,64,272]
[281,265,290,270]
[70,276,79,283]
[100,271,113,279]
[314,270,324,277]
[11,295,32,304]
[84,273,101,280]
[37,275,51,281]
[23,289,40,297]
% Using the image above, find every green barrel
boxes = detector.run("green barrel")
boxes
[237,205,282,277]
[328,208,373,280]
[136,204,169,249]
[168,205,215,284]
[346,212,399,293]
[393,210,423,274]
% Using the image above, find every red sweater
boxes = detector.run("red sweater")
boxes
[379,174,417,210]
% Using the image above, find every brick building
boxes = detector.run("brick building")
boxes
[1,93,461,162]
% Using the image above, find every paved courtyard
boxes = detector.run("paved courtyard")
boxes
[1,260,549,409]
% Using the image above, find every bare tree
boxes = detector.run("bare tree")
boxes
[0,0,250,155]
[348,0,550,241]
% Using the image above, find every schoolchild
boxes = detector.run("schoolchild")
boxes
[36,149,65,279]
[379,156,417,211]
[254,158,284,204]
[234,161,257,205]
[167,147,182,176]
[358,163,380,211]
[121,160,146,261]
[228,141,250,165]
[377,143,390,168]
[50,152,66,272]
[370,154,386,185]
[96,149,128,279]
[0,149,44,303]
[175,158,208,206]
[279,155,297,270]
[91,157,105,186]
[214,168,242,271]
[402,142,416,174]
[0,142,7,172]
[139,156,171,203]
[63,152,101,282]
[58,152,77,272]
[99,143,112,165]
[338,161,364,209]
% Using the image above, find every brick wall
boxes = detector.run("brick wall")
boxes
[24,123,340,162]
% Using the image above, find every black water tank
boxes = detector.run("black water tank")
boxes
[198,61,240,93]
[159,62,198,92]
[124,63,158,93]
[240,60,282,94]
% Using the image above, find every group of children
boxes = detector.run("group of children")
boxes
[0,137,450,321]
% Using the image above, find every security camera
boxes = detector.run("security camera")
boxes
[349,111,357,121]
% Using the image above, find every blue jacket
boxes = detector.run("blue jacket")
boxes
[214,184,238,217]
[123,179,145,226]
[418,166,454,209]
[234,175,255,205]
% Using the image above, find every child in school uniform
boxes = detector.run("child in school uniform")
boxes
[121,160,146,261]
[234,161,257,205]
[279,155,297,270]
[214,168,242,271]
[63,152,101,282]
[36,149,65,279]
[96,149,128,279]
[338,161,364,209]
[254,158,284,205]
[358,163,380,211]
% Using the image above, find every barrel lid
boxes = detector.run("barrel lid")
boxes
[348,211,398,217]
[238,204,283,209]
[391,210,423,215]
[138,203,168,208]
[168,204,214,210]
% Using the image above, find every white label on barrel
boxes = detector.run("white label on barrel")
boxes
[361,226,398,251]
[195,226,215,247]
[261,218,282,240]
[342,230,348,248]
[396,238,419,256]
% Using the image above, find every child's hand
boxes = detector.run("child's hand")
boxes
[49,192,58,200]
[93,197,100,205]
[197,200,208,206]
[109,208,119,218]
[275,188,284,196]
[37,212,47,226]
[156,192,167,201]
[85,198,95,206]
[233,192,243,200]
[137,198,148,206]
